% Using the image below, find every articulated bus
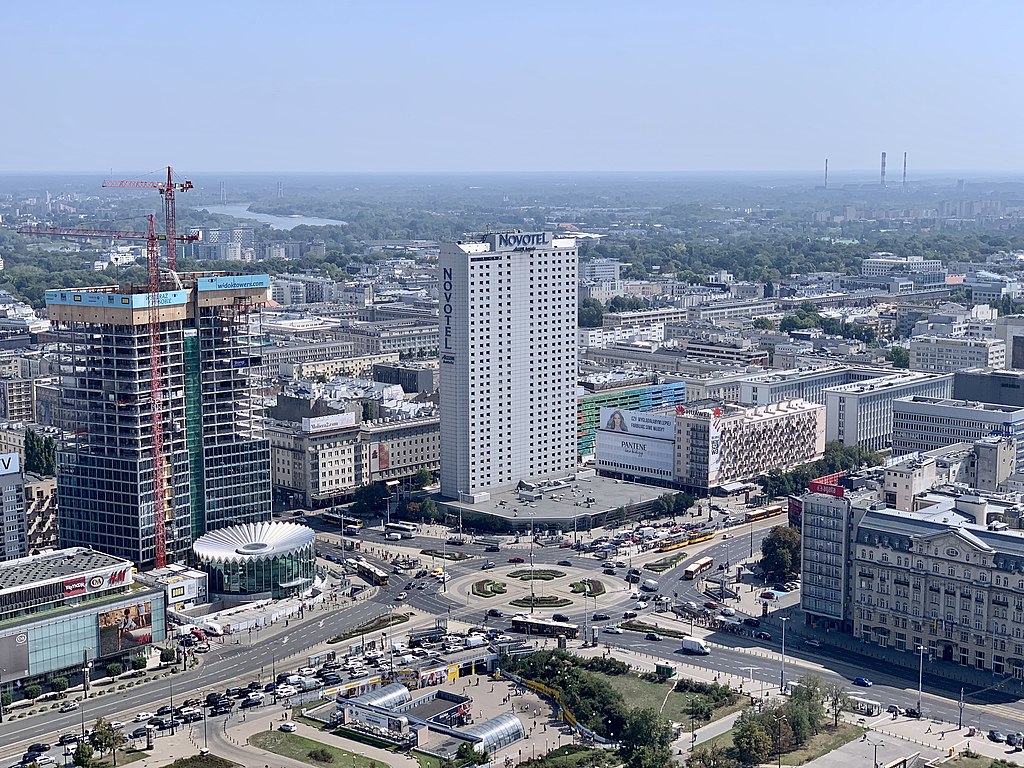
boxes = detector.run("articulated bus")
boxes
[745,505,785,524]
[682,556,715,580]
[657,530,716,553]
[385,522,419,539]
[510,616,580,639]
[355,560,390,586]
[323,512,364,528]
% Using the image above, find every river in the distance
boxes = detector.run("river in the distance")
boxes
[194,203,347,230]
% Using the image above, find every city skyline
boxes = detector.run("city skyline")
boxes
[3,1,1024,173]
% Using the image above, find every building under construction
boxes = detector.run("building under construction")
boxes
[46,273,272,568]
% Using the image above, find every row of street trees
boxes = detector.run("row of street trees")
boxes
[690,675,850,768]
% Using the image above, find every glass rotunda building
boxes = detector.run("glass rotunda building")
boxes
[192,521,316,601]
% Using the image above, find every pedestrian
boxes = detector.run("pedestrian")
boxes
[926,724,932,733]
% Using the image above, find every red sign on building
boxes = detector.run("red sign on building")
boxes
[808,471,846,498]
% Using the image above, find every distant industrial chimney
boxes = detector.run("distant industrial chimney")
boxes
[880,151,887,187]
[824,158,828,190]
[902,152,907,191]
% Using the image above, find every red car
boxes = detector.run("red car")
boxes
[508,557,525,564]
[760,591,778,600]
[703,601,719,610]
[559,542,572,548]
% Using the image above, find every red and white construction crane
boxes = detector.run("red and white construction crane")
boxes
[103,166,193,270]
[19,217,198,567]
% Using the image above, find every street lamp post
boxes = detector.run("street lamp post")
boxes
[774,714,787,768]
[916,645,925,718]
[958,686,964,729]
[529,512,536,614]
[0,667,6,724]
[866,737,884,768]
[779,617,790,693]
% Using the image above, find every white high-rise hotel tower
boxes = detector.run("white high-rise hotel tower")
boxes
[439,232,578,501]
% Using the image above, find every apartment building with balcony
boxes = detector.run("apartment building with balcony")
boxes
[674,398,825,493]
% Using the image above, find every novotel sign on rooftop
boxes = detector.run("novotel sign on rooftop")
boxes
[486,232,550,251]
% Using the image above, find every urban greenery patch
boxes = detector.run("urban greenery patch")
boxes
[471,580,507,598]
[569,579,605,596]
[510,596,572,608]
[508,569,566,581]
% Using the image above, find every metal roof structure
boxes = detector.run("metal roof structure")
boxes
[192,522,315,564]
[0,547,131,594]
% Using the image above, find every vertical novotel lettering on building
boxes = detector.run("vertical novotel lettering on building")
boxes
[442,267,454,362]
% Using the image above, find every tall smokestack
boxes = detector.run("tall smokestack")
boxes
[824,158,828,190]
[880,151,887,187]
[902,152,907,191]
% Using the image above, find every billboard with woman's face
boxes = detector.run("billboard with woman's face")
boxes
[98,602,152,657]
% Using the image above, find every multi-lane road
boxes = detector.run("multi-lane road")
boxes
[3,522,1023,759]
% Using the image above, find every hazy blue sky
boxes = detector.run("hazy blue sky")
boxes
[3,1,1019,173]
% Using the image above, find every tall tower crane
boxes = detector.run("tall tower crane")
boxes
[19,218,198,567]
[103,166,193,270]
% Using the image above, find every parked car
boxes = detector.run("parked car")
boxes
[886,705,903,715]
[989,730,1006,743]
[759,591,778,600]
[181,712,204,723]
[134,712,155,723]
[905,707,920,719]
[853,677,873,687]
[224,686,243,698]
[753,631,772,640]
[321,673,342,685]
[279,721,298,732]
[209,705,233,716]
[182,698,202,709]
[742,618,761,628]
[28,744,51,754]
[720,607,736,617]
[240,698,262,709]
[58,735,79,747]
[156,705,175,716]
[157,719,181,731]
[129,727,149,739]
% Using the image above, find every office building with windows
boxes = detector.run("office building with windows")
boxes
[46,274,272,569]
[909,336,1005,374]
[891,396,1024,471]
[824,372,954,452]
[439,232,577,501]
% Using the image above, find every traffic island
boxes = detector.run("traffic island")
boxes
[472,579,507,598]
[510,596,573,608]
[570,579,605,596]
[507,569,566,581]
[249,731,382,768]
[420,549,473,561]
[645,553,688,573]
[160,756,241,768]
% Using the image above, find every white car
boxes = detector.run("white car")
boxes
[279,721,298,732]
[110,721,125,731]
[134,712,154,722]
[603,626,624,634]
[297,666,316,676]
[275,685,298,698]
[635,601,648,610]
[720,607,736,616]
[396,591,408,600]
[33,757,56,767]
[721,533,733,539]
